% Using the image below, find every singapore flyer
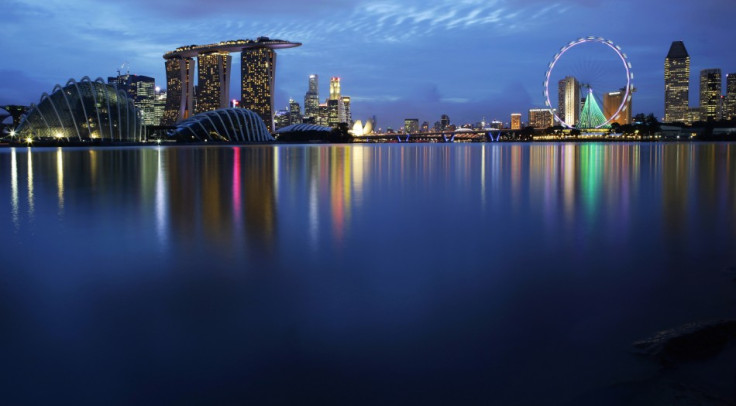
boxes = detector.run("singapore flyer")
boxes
[544,37,634,129]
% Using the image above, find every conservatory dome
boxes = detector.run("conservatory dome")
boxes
[171,108,274,142]
[15,77,143,142]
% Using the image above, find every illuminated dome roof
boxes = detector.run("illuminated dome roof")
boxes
[275,123,332,133]
[16,77,143,141]
[172,108,274,142]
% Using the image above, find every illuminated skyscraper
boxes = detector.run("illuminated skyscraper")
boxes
[342,96,351,126]
[558,76,580,126]
[510,113,521,130]
[304,74,319,119]
[726,73,736,120]
[603,89,632,125]
[664,41,690,123]
[528,109,553,129]
[108,74,157,125]
[241,47,276,129]
[440,114,450,130]
[699,68,721,121]
[197,52,232,114]
[330,77,341,100]
[153,89,166,126]
[288,99,302,125]
[162,57,195,125]
[404,118,419,133]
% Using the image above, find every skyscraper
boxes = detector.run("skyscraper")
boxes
[558,76,580,126]
[603,89,632,125]
[241,47,276,130]
[664,41,690,123]
[330,77,341,100]
[440,114,450,130]
[197,52,232,114]
[700,68,722,121]
[153,89,166,126]
[404,118,419,133]
[304,74,319,119]
[108,74,157,125]
[162,57,195,125]
[510,113,521,130]
[726,73,736,120]
[288,99,302,125]
[342,96,351,126]
[327,77,346,127]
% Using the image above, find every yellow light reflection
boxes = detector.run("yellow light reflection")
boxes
[27,147,34,217]
[11,148,18,227]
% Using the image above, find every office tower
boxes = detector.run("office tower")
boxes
[342,96,351,125]
[726,73,736,120]
[108,74,157,125]
[664,41,690,123]
[558,76,580,126]
[330,77,341,100]
[274,109,290,129]
[197,52,232,114]
[162,57,195,125]
[603,89,633,125]
[288,99,302,125]
[700,69,722,121]
[304,74,319,119]
[421,121,429,132]
[242,47,277,130]
[317,103,328,126]
[153,89,166,126]
[511,113,521,130]
[528,109,553,129]
[440,114,450,130]
[404,118,419,133]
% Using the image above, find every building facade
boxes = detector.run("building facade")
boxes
[726,73,736,120]
[558,76,580,127]
[664,41,690,123]
[404,118,419,133]
[510,113,522,130]
[528,109,553,129]
[304,74,319,120]
[288,99,302,125]
[197,52,232,114]
[162,57,195,125]
[700,68,722,121]
[603,89,632,125]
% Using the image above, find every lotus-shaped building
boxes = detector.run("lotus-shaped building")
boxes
[171,108,274,142]
[15,77,144,142]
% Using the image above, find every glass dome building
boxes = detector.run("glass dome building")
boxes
[15,77,143,142]
[171,108,274,142]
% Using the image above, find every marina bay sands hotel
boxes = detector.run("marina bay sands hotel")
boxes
[161,37,301,130]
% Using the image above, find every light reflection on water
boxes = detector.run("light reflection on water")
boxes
[1,143,735,404]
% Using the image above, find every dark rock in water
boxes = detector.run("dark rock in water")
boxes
[633,319,736,364]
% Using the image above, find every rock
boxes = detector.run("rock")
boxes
[632,319,736,364]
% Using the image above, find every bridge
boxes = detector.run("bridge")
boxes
[353,129,524,143]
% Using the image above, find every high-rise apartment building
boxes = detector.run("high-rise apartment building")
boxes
[528,109,553,129]
[404,118,419,133]
[664,41,690,123]
[700,68,722,121]
[726,73,736,120]
[510,113,521,130]
[558,76,580,126]
[603,89,632,125]
[197,52,232,114]
[304,74,319,119]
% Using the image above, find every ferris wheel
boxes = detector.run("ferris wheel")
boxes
[544,37,634,129]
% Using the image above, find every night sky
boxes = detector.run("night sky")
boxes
[2,0,735,129]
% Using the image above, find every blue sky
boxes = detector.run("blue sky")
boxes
[2,0,735,129]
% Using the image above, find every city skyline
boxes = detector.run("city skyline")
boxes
[2,0,736,129]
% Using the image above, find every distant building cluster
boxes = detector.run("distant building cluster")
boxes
[275,75,354,131]
[664,41,736,124]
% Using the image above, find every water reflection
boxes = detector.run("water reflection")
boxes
[2,143,736,262]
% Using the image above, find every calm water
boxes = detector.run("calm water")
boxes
[1,143,735,404]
